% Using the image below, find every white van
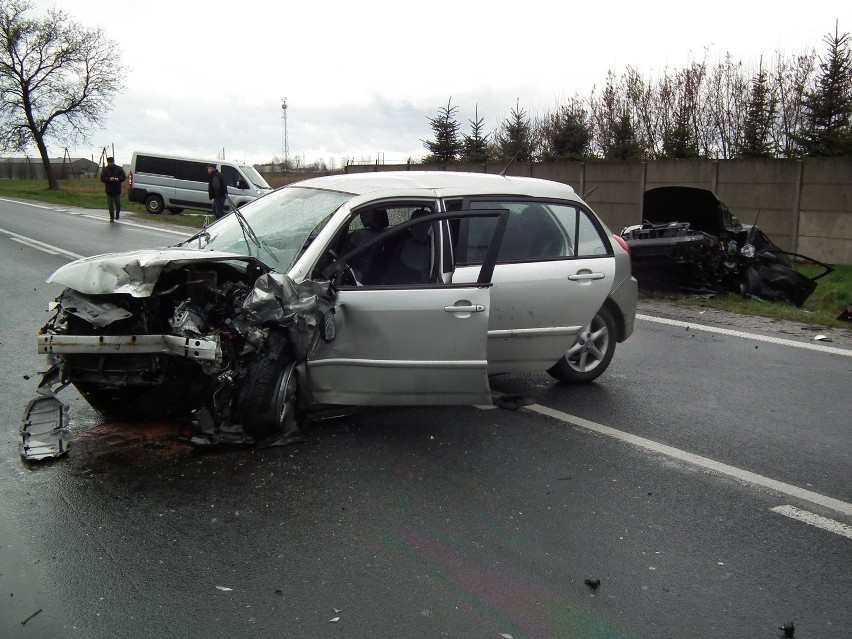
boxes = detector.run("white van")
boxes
[128,152,273,215]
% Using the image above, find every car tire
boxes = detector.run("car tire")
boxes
[145,195,164,214]
[237,334,302,442]
[547,306,617,383]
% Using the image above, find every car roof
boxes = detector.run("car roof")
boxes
[289,171,581,201]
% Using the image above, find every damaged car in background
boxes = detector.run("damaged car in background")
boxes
[22,171,638,460]
[621,186,832,306]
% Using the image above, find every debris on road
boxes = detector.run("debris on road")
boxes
[583,578,601,590]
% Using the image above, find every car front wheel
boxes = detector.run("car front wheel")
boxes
[547,306,617,383]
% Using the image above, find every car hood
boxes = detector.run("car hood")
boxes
[643,186,743,235]
[47,248,269,297]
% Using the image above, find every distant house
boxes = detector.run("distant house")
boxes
[0,156,100,180]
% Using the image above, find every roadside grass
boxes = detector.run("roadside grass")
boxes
[3,178,850,328]
[0,178,204,228]
[661,264,852,329]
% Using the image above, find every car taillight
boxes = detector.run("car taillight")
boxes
[128,170,133,188]
[613,233,630,256]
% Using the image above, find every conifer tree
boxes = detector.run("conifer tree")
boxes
[422,97,461,163]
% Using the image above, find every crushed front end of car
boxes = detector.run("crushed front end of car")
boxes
[23,249,335,460]
[622,187,832,306]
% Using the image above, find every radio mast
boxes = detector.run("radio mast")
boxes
[281,98,289,169]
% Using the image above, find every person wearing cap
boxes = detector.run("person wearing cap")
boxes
[207,163,228,220]
[100,156,127,222]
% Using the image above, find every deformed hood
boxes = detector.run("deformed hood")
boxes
[47,248,269,297]
[643,187,743,235]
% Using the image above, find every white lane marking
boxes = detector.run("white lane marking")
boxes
[1,227,83,260]
[10,236,59,255]
[526,403,852,517]
[1,197,190,237]
[0,197,52,209]
[771,505,852,540]
[68,212,190,236]
[637,313,852,356]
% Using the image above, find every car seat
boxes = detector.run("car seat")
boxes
[383,209,433,284]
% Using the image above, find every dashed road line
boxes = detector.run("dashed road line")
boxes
[1,227,83,260]
[638,313,851,356]
[770,505,852,540]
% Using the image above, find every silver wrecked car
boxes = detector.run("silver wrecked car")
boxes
[23,172,637,458]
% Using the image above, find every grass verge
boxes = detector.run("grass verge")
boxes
[652,264,852,329]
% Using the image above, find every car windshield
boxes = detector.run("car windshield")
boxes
[239,165,272,190]
[180,186,352,270]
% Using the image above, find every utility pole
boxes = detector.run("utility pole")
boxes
[281,98,289,170]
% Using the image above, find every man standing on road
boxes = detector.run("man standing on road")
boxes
[100,157,126,222]
[207,163,228,220]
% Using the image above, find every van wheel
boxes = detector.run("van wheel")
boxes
[145,195,164,214]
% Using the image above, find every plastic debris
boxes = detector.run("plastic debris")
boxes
[813,334,833,342]
[216,586,233,592]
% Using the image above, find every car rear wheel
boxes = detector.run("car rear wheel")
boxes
[547,306,616,383]
[145,195,164,214]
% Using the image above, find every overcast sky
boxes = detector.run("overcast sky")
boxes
[26,0,850,167]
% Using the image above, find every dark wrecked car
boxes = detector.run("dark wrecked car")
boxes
[22,171,638,460]
[621,186,831,306]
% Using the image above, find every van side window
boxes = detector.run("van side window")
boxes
[135,155,175,176]
[174,160,208,182]
[221,165,245,189]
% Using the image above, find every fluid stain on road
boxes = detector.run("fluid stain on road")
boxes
[69,421,194,470]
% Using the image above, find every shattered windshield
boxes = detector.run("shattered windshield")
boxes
[181,186,352,270]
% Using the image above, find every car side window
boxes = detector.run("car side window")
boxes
[576,209,609,256]
[463,201,573,263]
[329,205,437,287]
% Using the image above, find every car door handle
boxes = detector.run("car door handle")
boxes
[444,304,486,313]
[568,272,605,281]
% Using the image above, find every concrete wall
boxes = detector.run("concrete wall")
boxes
[347,158,852,264]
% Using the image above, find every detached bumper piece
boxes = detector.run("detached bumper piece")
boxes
[21,394,70,461]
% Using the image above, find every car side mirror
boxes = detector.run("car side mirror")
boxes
[237,179,247,189]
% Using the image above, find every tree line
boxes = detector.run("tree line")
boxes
[423,23,852,164]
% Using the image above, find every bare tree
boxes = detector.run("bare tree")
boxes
[705,53,749,158]
[0,0,124,189]
[772,50,817,157]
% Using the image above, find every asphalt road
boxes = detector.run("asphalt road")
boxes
[1,198,850,639]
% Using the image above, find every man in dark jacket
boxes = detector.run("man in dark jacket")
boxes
[100,157,127,222]
[207,164,228,219]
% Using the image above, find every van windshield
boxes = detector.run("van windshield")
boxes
[182,186,351,269]
[239,165,272,190]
